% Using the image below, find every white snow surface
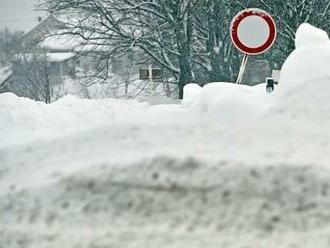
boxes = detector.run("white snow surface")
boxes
[40,34,82,51]
[1,23,330,247]
[194,82,273,124]
[295,23,329,49]
[182,83,202,107]
[281,23,330,94]
[0,93,151,148]
[46,52,76,62]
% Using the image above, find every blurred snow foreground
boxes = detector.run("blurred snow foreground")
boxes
[2,23,330,248]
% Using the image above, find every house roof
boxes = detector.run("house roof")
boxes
[40,34,82,51]
[21,15,83,53]
[22,15,64,42]
[14,52,76,63]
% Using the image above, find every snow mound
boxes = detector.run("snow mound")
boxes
[279,23,330,120]
[295,23,329,49]
[280,23,330,93]
[2,156,330,247]
[191,82,272,125]
[182,83,202,107]
[0,93,148,147]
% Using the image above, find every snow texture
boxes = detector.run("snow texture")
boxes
[182,83,202,107]
[281,23,330,95]
[193,82,273,125]
[40,35,82,51]
[1,23,330,248]
[46,52,76,62]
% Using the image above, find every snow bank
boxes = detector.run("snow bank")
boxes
[0,93,148,147]
[182,83,202,107]
[279,23,330,120]
[280,23,330,93]
[3,23,330,248]
[3,156,330,248]
[0,81,273,147]
[184,82,272,125]
[295,23,329,48]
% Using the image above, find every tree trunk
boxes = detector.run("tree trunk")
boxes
[175,1,194,99]
[178,53,193,98]
[206,0,224,83]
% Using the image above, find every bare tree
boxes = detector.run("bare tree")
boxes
[193,0,242,83]
[41,0,330,98]
[42,0,202,98]
[11,47,52,103]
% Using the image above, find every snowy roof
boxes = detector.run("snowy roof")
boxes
[21,15,83,52]
[22,15,64,44]
[40,34,82,51]
[14,52,76,63]
[47,52,76,62]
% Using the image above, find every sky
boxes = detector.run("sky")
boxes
[0,0,43,32]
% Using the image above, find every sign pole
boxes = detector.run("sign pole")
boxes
[236,54,249,84]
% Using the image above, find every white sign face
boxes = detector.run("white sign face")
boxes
[237,15,270,48]
[230,9,277,55]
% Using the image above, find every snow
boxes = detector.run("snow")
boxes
[182,83,202,107]
[295,23,329,49]
[279,23,330,119]
[13,52,75,63]
[193,82,273,125]
[0,93,150,148]
[1,23,330,247]
[40,34,82,51]
[47,52,76,62]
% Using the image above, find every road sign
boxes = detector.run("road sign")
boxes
[230,9,276,55]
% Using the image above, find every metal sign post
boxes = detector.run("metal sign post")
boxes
[236,54,249,84]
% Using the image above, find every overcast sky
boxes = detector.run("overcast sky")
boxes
[0,0,43,32]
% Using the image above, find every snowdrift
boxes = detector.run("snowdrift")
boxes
[277,23,330,122]
[2,23,330,248]
[0,93,186,148]
[0,93,149,147]
[2,156,330,248]
[183,82,273,124]
[1,23,330,148]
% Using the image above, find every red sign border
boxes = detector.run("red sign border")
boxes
[230,9,277,55]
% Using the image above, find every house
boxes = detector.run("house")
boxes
[0,15,81,100]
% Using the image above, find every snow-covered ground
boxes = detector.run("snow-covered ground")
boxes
[1,23,330,247]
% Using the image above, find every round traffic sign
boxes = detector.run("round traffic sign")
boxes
[230,9,276,55]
